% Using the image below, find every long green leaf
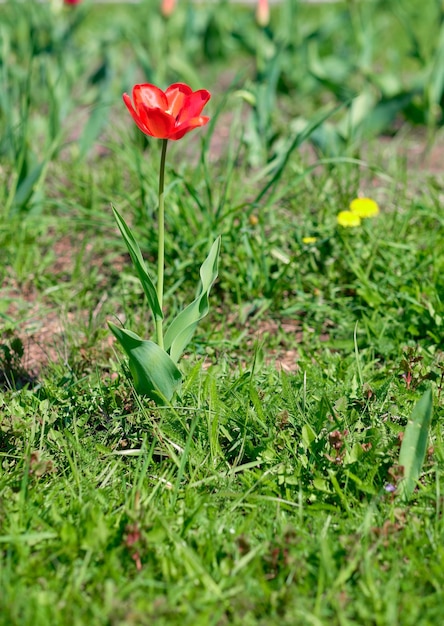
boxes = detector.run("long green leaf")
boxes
[427,20,444,113]
[253,102,345,204]
[12,162,45,211]
[398,388,433,501]
[164,237,221,363]
[112,206,162,321]
[78,100,110,161]
[109,323,181,403]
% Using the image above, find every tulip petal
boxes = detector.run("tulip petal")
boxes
[170,116,210,140]
[165,83,193,117]
[123,93,153,136]
[141,106,175,139]
[177,90,211,123]
[133,84,168,112]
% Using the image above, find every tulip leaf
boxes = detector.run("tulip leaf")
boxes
[253,102,344,204]
[164,237,221,363]
[428,21,444,111]
[78,100,109,161]
[11,161,46,213]
[398,388,433,501]
[112,206,163,321]
[109,322,181,403]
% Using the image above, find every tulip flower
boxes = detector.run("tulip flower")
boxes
[161,0,270,27]
[64,0,82,4]
[161,0,176,17]
[123,83,211,142]
[111,82,219,403]
[122,82,211,348]
[256,0,270,27]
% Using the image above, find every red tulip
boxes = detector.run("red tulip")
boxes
[256,0,270,26]
[64,0,82,4]
[161,0,176,17]
[123,83,211,141]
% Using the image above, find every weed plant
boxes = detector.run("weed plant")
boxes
[1,0,444,624]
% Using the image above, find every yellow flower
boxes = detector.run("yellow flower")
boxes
[302,236,317,244]
[350,197,380,218]
[337,211,361,228]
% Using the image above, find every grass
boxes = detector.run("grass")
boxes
[1,0,444,623]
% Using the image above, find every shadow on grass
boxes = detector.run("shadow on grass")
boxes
[0,334,39,391]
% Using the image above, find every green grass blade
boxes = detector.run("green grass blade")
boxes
[398,388,433,501]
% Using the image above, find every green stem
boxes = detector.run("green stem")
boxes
[156,138,168,349]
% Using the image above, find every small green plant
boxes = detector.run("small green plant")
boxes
[398,387,433,501]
